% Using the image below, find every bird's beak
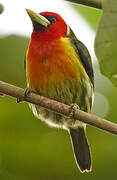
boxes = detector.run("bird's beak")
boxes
[26,9,51,27]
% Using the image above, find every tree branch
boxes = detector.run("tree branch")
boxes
[0,3,4,14]
[65,0,102,9]
[0,80,117,135]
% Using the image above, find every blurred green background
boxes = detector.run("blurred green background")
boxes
[0,3,117,180]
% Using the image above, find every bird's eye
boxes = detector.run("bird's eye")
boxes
[50,17,57,23]
[42,15,58,24]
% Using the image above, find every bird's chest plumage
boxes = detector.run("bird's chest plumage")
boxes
[27,38,86,89]
[26,37,93,127]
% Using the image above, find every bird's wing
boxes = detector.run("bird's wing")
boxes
[70,38,94,87]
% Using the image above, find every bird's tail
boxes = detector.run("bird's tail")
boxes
[69,127,92,172]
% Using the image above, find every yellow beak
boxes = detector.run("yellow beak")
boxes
[26,8,50,27]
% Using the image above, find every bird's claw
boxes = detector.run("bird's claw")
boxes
[17,88,36,103]
[69,103,80,119]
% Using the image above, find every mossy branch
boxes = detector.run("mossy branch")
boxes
[0,80,117,135]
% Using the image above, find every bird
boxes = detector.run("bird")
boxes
[25,9,94,172]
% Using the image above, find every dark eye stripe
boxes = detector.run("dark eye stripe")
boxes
[42,15,58,23]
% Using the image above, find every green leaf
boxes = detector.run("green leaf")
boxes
[95,0,117,87]
[73,4,102,30]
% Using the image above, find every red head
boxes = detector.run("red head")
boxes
[26,9,68,40]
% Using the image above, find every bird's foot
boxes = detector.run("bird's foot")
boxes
[17,88,37,103]
[69,103,80,119]
[65,104,80,126]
